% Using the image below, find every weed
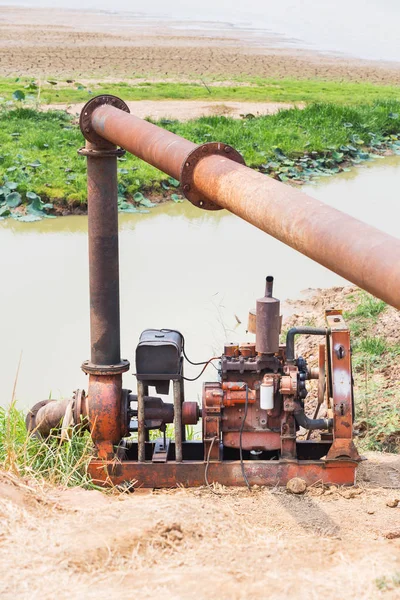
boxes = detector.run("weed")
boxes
[0,402,95,487]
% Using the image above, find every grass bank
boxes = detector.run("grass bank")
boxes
[5,76,400,105]
[1,100,400,220]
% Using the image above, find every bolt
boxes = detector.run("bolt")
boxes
[85,128,90,133]
[185,161,190,167]
[202,146,208,153]
[199,200,204,206]
[224,146,231,153]
[183,184,190,192]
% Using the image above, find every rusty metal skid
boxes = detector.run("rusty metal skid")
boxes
[88,457,357,488]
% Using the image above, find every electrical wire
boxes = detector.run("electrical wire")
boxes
[239,384,251,491]
[160,328,221,381]
[182,357,222,381]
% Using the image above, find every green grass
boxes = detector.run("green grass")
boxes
[0,402,94,487]
[4,76,400,105]
[343,292,400,453]
[1,100,400,212]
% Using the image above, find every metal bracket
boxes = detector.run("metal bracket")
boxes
[79,95,130,146]
[180,142,245,211]
[152,437,170,463]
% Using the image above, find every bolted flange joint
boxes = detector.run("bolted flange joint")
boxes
[81,359,130,376]
[180,142,245,211]
[79,94,130,146]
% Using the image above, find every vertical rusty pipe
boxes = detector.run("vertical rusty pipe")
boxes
[79,108,130,459]
[137,381,146,462]
[85,140,121,365]
[173,380,183,462]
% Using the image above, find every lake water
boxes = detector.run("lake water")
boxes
[1,0,400,62]
[1,154,400,410]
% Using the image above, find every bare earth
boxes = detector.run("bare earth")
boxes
[1,454,400,600]
[0,6,399,83]
[45,99,300,120]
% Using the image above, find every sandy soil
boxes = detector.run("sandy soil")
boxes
[45,99,300,120]
[1,454,400,600]
[0,7,400,83]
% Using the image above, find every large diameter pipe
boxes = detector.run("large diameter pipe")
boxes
[91,104,196,182]
[193,156,400,310]
[87,102,400,310]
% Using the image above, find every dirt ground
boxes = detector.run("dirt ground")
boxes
[44,99,300,120]
[1,454,400,600]
[1,6,400,83]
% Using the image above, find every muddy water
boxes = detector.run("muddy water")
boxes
[1,155,400,409]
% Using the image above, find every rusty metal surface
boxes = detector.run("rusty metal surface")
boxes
[192,155,400,310]
[88,458,357,488]
[80,96,400,310]
[80,95,130,146]
[89,103,197,182]
[173,380,183,462]
[180,142,245,210]
[84,139,123,366]
[325,311,361,462]
[87,373,123,459]
[26,398,71,435]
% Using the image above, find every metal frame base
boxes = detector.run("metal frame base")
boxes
[88,441,358,488]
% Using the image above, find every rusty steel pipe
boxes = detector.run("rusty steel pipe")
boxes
[90,103,196,182]
[84,139,122,366]
[82,98,400,310]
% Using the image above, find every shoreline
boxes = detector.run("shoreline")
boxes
[0,6,399,83]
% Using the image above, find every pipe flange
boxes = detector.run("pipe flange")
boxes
[180,142,245,211]
[79,95,130,146]
[81,359,130,375]
[25,400,52,432]
[78,147,126,158]
[72,389,87,424]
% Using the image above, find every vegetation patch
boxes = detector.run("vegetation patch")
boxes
[0,402,94,487]
[4,76,400,105]
[0,100,400,219]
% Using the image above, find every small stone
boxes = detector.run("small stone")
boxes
[383,529,400,539]
[386,499,399,508]
[367,509,375,515]
[286,477,307,495]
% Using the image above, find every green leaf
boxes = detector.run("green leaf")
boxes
[161,182,170,190]
[12,90,25,101]
[5,182,18,190]
[133,192,156,208]
[6,166,17,172]
[13,213,42,222]
[27,160,41,168]
[118,201,138,213]
[171,194,183,203]
[0,205,11,217]
[168,178,180,188]
[6,192,22,208]
[47,80,58,85]
[26,191,40,200]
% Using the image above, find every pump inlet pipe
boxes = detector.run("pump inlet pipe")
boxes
[79,95,400,310]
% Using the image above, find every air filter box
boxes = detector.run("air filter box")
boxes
[136,329,183,394]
